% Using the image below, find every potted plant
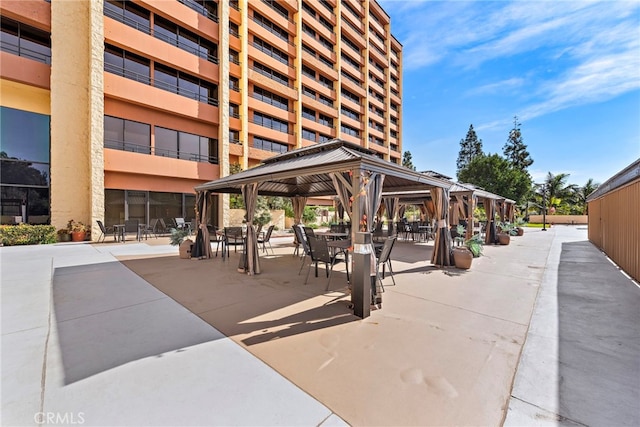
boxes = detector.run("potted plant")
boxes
[170,227,192,259]
[57,228,71,242]
[465,233,484,258]
[67,219,88,242]
[497,222,516,245]
[452,224,474,269]
[514,218,525,236]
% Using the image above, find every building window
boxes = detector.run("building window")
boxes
[252,12,289,43]
[302,65,316,79]
[262,0,289,21]
[177,0,218,22]
[252,62,289,87]
[229,22,239,37]
[153,15,218,63]
[229,130,240,144]
[318,94,333,107]
[341,106,360,121]
[252,86,289,111]
[318,113,333,128]
[341,124,360,137]
[104,1,151,34]
[0,17,52,64]
[104,115,151,154]
[302,128,316,141]
[104,44,151,83]
[229,76,240,92]
[229,49,240,65]
[155,126,218,163]
[253,36,289,65]
[253,136,288,153]
[318,74,334,90]
[302,107,316,121]
[154,62,219,105]
[229,103,240,118]
[318,133,331,143]
[341,88,360,105]
[253,112,289,133]
[0,107,50,225]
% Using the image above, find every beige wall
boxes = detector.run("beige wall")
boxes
[588,179,640,283]
[50,0,104,238]
[528,215,588,225]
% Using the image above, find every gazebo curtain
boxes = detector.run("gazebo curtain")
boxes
[383,196,399,235]
[423,200,436,224]
[431,187,453,266]
[242,183,261,275]
[331,172,354,221]
[363,172,385,232]
[484,198,497,245]
[192,191,213,259]
[291,196,307,245]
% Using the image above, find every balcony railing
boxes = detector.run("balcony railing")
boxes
[251,41,290,67]
[105,138,219,163]
[177,0,219,22]
[104,63,219,106]
[0,40,51,65]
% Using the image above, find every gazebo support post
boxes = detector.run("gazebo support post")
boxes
[352,232,372,319]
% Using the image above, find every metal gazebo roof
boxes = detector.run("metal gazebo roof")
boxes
[195,139,452,196]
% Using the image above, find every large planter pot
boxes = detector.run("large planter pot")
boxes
[58,233,71,242]
[179,239,193,259]
[516,227,524,236]
[452,247,473,269]
[71,231,86,242]
[497,233,510,245]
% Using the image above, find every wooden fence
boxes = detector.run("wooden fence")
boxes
[587,160,640,283]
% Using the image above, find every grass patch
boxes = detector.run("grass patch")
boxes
[525,223,552,228]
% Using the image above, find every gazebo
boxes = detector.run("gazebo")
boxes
[193,139,452,318]
[383,180,516,245]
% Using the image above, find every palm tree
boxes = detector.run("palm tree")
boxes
[573,178,600,215]
[539,172,578,214]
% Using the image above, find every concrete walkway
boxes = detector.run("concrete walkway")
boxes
[1,226,638,426]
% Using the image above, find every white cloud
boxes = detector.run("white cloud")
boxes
[391,1,640,130]
[467,78,525,96]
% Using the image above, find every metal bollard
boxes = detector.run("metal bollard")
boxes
[352,232,372,319]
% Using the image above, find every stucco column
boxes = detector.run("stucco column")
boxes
[219,0,231,226]
[50,0,104,239]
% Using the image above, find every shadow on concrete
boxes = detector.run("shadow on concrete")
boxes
[557,241,640,425]
[52,261,223,385]
[121,251,360,349]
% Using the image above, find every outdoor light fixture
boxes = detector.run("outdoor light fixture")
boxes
[536,183,547,231]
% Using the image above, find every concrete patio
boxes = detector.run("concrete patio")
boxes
[2,226,638,426]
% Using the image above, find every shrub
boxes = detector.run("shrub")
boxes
[169,228,190,246]
[0,224,57,246]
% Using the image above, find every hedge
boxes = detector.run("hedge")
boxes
[0,224,57,246]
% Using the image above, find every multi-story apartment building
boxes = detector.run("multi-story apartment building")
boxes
[0,0,403,238]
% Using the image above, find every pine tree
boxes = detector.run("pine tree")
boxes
[456,124,483,178]
[402,150,416,171]
[503,116,533,171]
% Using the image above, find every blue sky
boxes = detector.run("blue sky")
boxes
[379,0,640,186]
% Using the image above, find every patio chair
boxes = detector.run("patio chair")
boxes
[257,224,275,254]
[303,226,315,241]
[375,236,397,292]
[207,225,224,257]
[223,226,244,257]
[158,218,168,235]
[96,220,115,243]
[174,217,189,233]
[123,219,140,241]
[305,236,346,291]
[141,218,158,239]
[293,225,311,274]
